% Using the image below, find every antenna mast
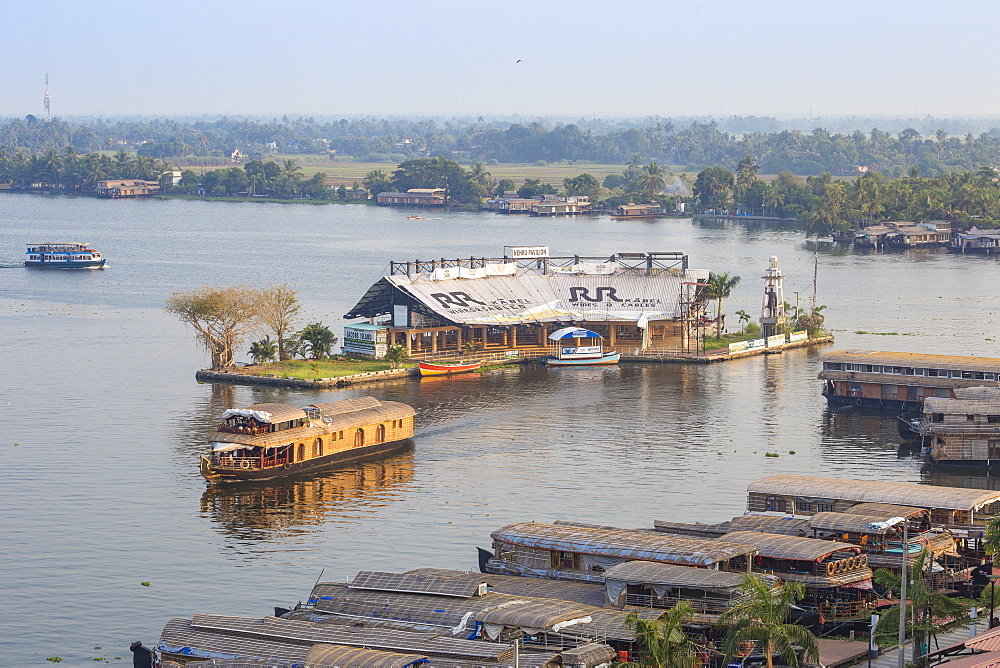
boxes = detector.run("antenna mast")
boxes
[812,249,818,308]
[44,73,51,122]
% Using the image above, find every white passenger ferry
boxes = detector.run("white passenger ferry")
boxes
[25,243,106,269]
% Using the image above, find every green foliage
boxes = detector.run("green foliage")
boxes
[248,336,278,364]
[694,167,735,210]
[296,322,337,359]
[719,575,819,668]
[46,658,62,663]
[384,344,409,369]
[986,514,1000,562]
[626,602,698,668]
[704,272,742,338]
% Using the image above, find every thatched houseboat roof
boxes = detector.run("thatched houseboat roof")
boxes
[720,532,860,561]
[302,644,429,667]
[925,387,1000,415]
[748,475,1000,513]
[653,515,810,538]
[349,570,484,598]
[405,568,608,607]
[808,512,905,535]
[840,503,930,519]
[819,350,1000,373]
[601,561,746,591]
[491,522,757,567]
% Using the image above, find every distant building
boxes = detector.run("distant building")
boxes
[484,194,591,216]
[95,179,160,198]
[376,188,447,206]
[852,221,949,249]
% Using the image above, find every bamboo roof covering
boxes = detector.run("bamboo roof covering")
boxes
[747,475,1000,512]
[159,618,308,664]
[840,503,930,519]
[312,396,383,416]
[808,512,904,535]
[403,569,608,608]
[601,561,745,590]
[777,569,874,587]
[720,532,860,561]
[819,350,1000,372]
[310,583,645,641]
[651,520,728,538]
[349,570,484,598]
[491,522,757,566]
[178,614,512,661]
[303,643,428,667]
[925,389,1000,415]
[560,642,618,666]
[182,659,301,668]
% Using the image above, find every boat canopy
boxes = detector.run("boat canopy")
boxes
[548,327,603,341]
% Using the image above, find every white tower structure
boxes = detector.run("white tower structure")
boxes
[44,73,51,122]
[759,255,785,338]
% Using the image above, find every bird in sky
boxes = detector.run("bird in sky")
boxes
[516,59,522,63]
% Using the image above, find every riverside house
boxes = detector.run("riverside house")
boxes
[376,188,446,206]
[95,179,160,198]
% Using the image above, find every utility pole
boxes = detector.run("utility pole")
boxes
[812,249,818,309]
[898,521,908,668]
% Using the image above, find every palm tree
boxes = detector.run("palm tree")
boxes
[985,515,1000,563]
[735,309,751,334]
[637,162,668,201]
[626,602,698,668]
[704,272,742,338]
[282,158,303,181]
[248,336,278,365]
[297,322,337,359]
[719,575,819,668]
[384,344,409,370]
[873,549,970,667]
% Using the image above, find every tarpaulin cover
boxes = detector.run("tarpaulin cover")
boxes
[549,327,602,340]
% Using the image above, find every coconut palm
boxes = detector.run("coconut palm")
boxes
[282,159,303,181]
[704,272,742,338]
[384,344,409,370]
[248,336,278,364]
[297,322,337,359]
[735,309,751,334]
[719,574,818,668]
[626,601,698,668]
[986,515,1000,563]
[637,161,668,201]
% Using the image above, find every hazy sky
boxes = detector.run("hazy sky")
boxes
[4,0,999,118]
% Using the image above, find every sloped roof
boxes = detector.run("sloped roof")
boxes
[602,561,746,590]
[721,531,860,561]
[808,512,905,535]
[491,522,756,566]
[748,475,1000,512]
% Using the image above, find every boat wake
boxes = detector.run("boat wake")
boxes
[0,261,24,268]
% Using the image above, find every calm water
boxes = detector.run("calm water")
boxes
[1,194,998,665]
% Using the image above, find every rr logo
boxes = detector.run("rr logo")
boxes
[569,286,623,303]
[430,291,488,309]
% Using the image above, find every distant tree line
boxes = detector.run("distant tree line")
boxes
[8,115,1000,176]
[691,157,1000,234]
[0,147,169,189]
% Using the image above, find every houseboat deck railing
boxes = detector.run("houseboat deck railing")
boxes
[623,593,730,614]
[388,252,689,277]
[217,424,271,435]
[209,453,292,470]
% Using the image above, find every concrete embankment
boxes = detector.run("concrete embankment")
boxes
[195,367,418,389]
[621,335,834,364]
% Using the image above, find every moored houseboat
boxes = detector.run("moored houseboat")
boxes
[199,396,415,483]
[818,350,1000,410]
[482,522,758,584]
[919,386,1000,467]
[24,242,105,268]
[746,474,1000,532]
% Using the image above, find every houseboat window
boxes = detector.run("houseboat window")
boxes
[881,385,898,400]
[550,551,580,569]
[892,367,906,375]
[313,438,323,457]
[816,502,834,513]
[297,443,305,461]
[961,371,973,379]
[797,501,813,513]
[914,368,926,376]
[765,496,787,512]
[375,424,385,443]
[933,413,944,423]
[926,369,941,377]
[934,388,951,398]
[988,416,1000,424]
[967,415,975,422]
[824,362,843,371]
[339,431,344,439]
[355,429,365,448]
[989,440,1000,459]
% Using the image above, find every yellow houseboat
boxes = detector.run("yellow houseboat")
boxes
[199,396,415,483]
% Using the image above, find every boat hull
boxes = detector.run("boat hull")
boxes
[25,259,106,269]
[200,438,413,483]
[824,394,919,412]
[543,352,621,366]
[418,361,482,376]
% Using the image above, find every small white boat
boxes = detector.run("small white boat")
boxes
[542,327,620,367]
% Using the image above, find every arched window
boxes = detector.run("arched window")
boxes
[313,438,323,457]
[354,429,365,448]
[297,443,305,462]
[375,424,386,443]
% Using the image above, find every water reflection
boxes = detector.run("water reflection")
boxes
[200,451,415,539]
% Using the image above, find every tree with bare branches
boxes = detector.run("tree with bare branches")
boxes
[165,286,261,370]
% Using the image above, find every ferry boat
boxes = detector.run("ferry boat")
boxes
[199,396,415,483]
[818,350,1000,411]
[542,327,621,367]
[25,243,106,268]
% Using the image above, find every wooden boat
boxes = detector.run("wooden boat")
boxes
[542,326,620,367]
[418,360,482,376]
[199,396,415,483]
[25,242,105,268]
[406,215,426,220]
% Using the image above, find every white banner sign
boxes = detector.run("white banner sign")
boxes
[729,340,750,353]
[789,330,808,343]
[766,334,786,347]
[509,246,549,258]
[746,338,767,350]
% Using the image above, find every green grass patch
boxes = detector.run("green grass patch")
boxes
[702,332,759,351]
[245,358,415,380]
[854,330,899,335]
